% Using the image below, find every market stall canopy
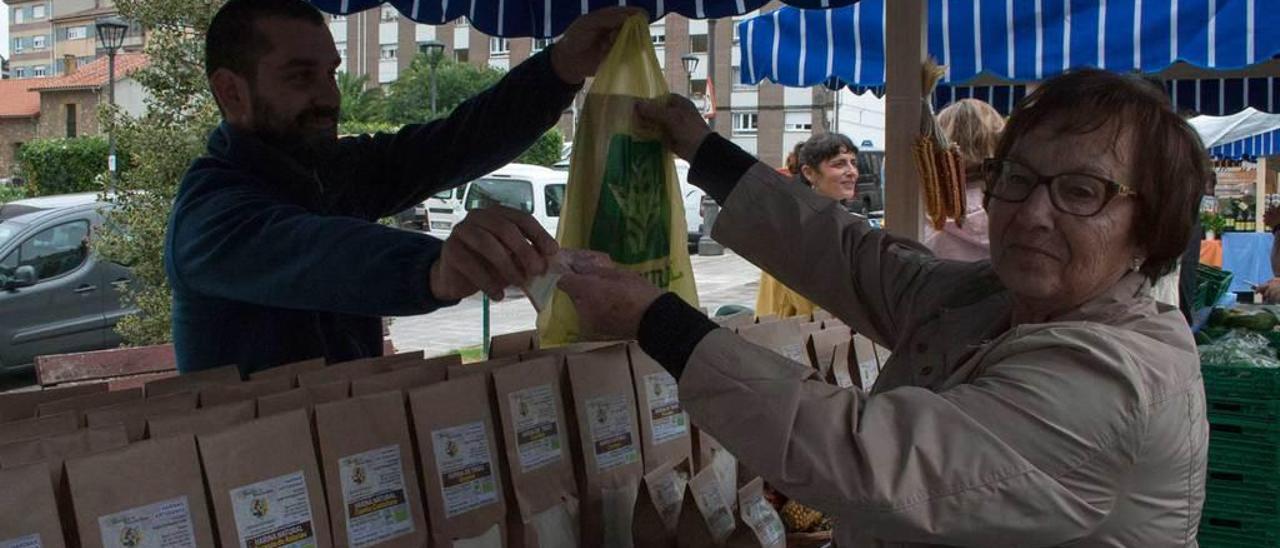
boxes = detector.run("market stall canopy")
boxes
[740,0,1279,113]
[1191,107,1280,159]
[306,0,865,38]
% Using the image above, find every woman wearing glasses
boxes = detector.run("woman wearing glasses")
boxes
[557,69,1210,547]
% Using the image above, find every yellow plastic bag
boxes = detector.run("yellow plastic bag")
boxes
[537,15,699,345]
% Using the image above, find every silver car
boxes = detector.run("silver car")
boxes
[0,193,136,373]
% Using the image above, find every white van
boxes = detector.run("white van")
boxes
[421,163,567,238]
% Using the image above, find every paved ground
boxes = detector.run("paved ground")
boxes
[389,250,762,357]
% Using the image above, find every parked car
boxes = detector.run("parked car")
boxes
[418,164,567,238]
[551,157,704,249]
[0,193,137,373]
[853,149,886,215]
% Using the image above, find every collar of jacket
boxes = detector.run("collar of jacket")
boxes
[205,121,325,209]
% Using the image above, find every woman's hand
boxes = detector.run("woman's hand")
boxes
[635,94,714,161]
[557,260,665,340]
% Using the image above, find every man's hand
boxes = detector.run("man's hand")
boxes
[635,94,714,161]
[557,261,665,340]
[430,206,559,302]
[551,7,646,85]
[1259,279,1280,304]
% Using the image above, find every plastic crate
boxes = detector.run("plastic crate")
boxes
[1210,415,1280,444]
[1209,436,1280,474]
[1204,365,1280,401]
[1198,265,1235,311]
[1205,476,1280,519]
[1208,397,1280,421]
[1199,514,1280,547]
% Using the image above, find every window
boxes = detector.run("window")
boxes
[532,38,553,52]
[31,4,45,19]
[465,178,534,214]
[785,111,813,132]
[32,66,47,77]
[489,37,509,55]
[12,37,23,53]
[379,8,398,21]
[545,184,565,217]
[32,35,46,49]
[731,66,750,88]
[338,46,347,59]
[691,79,708,96]
[65,104,77,138]
[67,26,88,40]
[14,68,27,78]
[690,34,709,54]
[650,30,666,45]
[331,14,346,21]
[6,221,91,282]
[455,48,469,63]
[13,7,23,24]
[380,45,397,59]
[732,112,759,134]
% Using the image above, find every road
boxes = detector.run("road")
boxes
[388,251,762,357]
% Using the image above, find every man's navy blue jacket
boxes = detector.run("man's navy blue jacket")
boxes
[165,49,578,375]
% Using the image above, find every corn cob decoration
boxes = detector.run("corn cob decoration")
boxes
[914,59,968,231]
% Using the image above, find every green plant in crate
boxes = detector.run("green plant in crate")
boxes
[1202,211,1227,237]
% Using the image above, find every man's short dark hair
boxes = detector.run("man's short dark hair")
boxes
[993,68,1212,282]
[205,0,326,80]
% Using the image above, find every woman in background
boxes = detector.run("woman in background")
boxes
[924,98,1004,261]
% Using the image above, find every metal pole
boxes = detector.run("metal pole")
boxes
[107,50,117,193]
[429,59,438,117]
[482,294,491,358]
[696,22,724,256]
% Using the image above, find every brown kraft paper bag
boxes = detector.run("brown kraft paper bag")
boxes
[567,345,645,547]
[388,353,461,371]
[735,323,811,365]
[199,376,293,407]
[65,434,216,548]
[492,357,581,548]
[409,376,508,548]
[0,384,107,423]
[675,467,737,547]
[517,342,619,362]
[146,400,256,439]
[690,428,739,513]
[0,412,79,446]
[350,363,447,397]
[144,365,242,398]
[314,392,427,548]
[36,388,143,426]
[724,479,785,548]
[446,358,519,380]
[256,381,350,417]
[198,410,333,548]
[632,458,690,548]
[249,358,326,385]
[806,326,852,377]
[84,391,197,442]
[627,344,691,473]
[487,330,539,360]
[0,425,129,546]
[296,354,412,387]
[0,463,66,548]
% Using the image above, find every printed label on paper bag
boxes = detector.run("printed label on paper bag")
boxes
[97,496,197,548]
[651,471,688,530]
[742,498,785,546]
[229,471,317,548]
[0,534,42,548]
[586,393,639,471]
[432,422,499,518]
[339,445,415,547]
[508,385,563,471]
[696,487,736,542]
[859,359,880,390]
[643,372,687,444]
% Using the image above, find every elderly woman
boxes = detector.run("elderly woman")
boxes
[558,69,1209,546]
[925,98,1005,261]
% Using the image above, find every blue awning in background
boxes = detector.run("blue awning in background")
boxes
[739,0,1279,90]
[307,0,865,38]
[1211,128,1280,159]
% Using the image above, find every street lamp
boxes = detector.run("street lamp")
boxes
[420,40,445,117]
[95,17,128,193]
[681,53,700,96]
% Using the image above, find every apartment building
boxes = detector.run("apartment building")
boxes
[4,0,143,79]
[328,4,875,167]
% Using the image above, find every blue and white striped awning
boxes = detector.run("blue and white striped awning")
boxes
[1210,128,1280,158]
[1165,76,1280,115]
[307,0,864,38]
[739,0,1280,88]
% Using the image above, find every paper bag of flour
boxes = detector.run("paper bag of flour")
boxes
[145,364,242,397]
[806,326,852,380]
[0,411,79,446]
[537,15,699,346]
[447,358,519,380]
[675,467,737,547]
[198,410,332,548]
[84,391,197,442]
[249,358,326,385]
[628,344,691,473]
[315,391,427,547]
[0,383,106,423]
[724,478,785,548]
[147,400,256,439]
[0,463,66,548]
[567,345,644,547]
[409,376,508,548]
[199,376,293,407]
[632,458,690,548]
[492,357,581,547]
[351,362,447,397]
[65,434,216,548]
[37,387,143,426]
[488,330,539,360]
[257,381,350,417]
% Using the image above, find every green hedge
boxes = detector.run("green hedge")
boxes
[15,137,128,196]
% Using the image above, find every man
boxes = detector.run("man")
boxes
[1255,207,1280,303]
[165,0,637,373]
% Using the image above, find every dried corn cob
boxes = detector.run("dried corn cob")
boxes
[781,500,826,532]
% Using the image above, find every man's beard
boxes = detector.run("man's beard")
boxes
[250,98,340,169]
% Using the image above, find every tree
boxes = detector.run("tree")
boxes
[383,53,505,124]
[517,129,564,167]
[94,0,224,345]
[338,71,386,124]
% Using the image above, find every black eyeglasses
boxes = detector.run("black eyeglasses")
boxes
[982,158,1136,217]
